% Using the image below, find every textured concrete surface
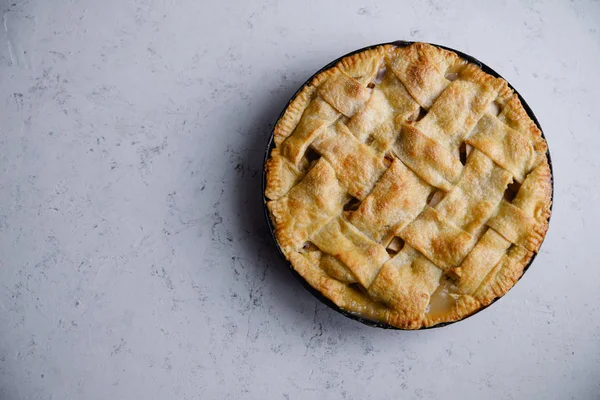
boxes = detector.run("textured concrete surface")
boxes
[0,0,599,399]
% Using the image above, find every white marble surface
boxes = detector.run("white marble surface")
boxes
[0,0,599,398]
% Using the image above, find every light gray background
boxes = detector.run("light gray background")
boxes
[0,0,598,399]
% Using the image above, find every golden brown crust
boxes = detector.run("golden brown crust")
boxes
[487,200,546,252]
[264,42,552,329]
[337,46,386,85]
[320,254,357,283]
[388,43,464,109]
[415,64,503,152]
[435,150,513,234]
[267,158,348,251]
[273,85,317,146]
[466,114,536,182]
[453,229,511,295]
[264,147,308,200]
[280,98,340,165]
[318,71,373,117]
[288,250,390,323]
[473,244,533,306]
[312,123,387,199]
[400,206,474,269]
[392,124,463,191]
[347,158,430,242]
[311,217,390,287]
[513,163,553,221]
[346,89,394,142]
[369,246,442,326]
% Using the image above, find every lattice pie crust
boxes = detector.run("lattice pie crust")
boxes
[265,43,552,329]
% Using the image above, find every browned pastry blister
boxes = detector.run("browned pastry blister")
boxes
[265,43,552,329]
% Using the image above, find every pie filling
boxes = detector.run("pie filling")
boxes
[425,277,459,320]
[266,43,552,329]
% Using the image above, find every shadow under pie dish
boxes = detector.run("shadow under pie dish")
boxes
[263,41,553,329]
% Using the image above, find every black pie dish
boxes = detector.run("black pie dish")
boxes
[262,40,554,330]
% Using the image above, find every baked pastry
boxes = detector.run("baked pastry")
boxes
[264,42,552,329]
